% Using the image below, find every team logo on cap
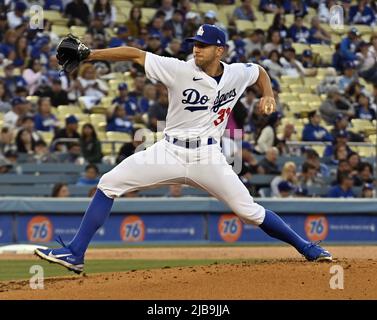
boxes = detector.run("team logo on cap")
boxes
[197,26,204,36]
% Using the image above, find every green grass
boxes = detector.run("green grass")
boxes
[0,259,253,282]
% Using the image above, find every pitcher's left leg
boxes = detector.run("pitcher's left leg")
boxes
[187,154,332,262]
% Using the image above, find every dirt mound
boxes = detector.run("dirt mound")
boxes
[1,245,377,300]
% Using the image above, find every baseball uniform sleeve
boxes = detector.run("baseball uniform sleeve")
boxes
[244,63,260,86]
[144,52,183,87]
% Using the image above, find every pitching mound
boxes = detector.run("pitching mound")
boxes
[0,246,376,299]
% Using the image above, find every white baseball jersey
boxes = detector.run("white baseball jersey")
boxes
[98,52,266,227]
[144,52,260,140]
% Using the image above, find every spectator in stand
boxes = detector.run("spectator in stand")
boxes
[357,162,374,186]
[233,0,256,21]
[308,16,331,45]
[31,140,59,163]
[65,0,91,27]
[76,164,100,186]
[58,142,85,164]
[289,14,310,44]
[80,123,103,164]
[106,105,134,134]
[354,92,376,121]
[3,62,27,98]
[244,29,264,58]
[318,0,337,23]
[129,74,147,107]
[157,0,175,21]
[22,59,45,95]
[112,83,140,120]
[163,9,185,40]
[339,27,361,65]
[46,78,69,107]
[77,63,108,110]
[257,146,280,175]
[356,41,376,79]
[298,162,324,189]
[263,30,282,56]
[147,16,164,39]
[44,0,64,12]
[6,1,28,29]
[139,83,157,114]
[15,128,36,154]
[303,148,330,178]
[327,172,355,198]
[125,6,145,38]
[300,49,317,68]
[338,61,358,93]
[302,110,333,142]
[324,130,352,160]
[262,50,284,80]
[259,0,285,14]
[0,80,11,113]
[167,185,183,198]
[320,86,354,125]
[349,0,375,25]
[116,130,145,164]
[238,141,259,183]
[331,113,364,142]
[162,38,185,60]
[0,30,17,60]
[52,115,80,151]
[254,111,282,154]
[148,86,169,132]
[361,183,374,198]
[93,0,117,28]
[14,35,28,68]
[280,45,317,77]
[4,97,29,129]
[271,161,299,197]
[276,181,295,198]
[348,152,361,177]
[34,97,59,132]
[0,127,17,155]
[51,183,70,198]
[21,115,43,143]
[286,0,308,16]
[268,13,289,39]
[145,33,163,55]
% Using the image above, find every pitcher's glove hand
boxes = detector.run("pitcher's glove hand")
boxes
[56,34,91,73]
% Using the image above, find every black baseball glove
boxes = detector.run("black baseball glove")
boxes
[56,34,91,73]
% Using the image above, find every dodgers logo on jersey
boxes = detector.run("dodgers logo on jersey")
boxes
[181,88,209,112]
[211,89,237,113]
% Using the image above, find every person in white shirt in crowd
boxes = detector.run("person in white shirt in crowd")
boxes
[262,50,285,79]
[4,97,29,129]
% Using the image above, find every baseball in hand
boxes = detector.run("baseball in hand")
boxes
[259,96,276,115]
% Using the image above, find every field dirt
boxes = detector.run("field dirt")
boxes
[0,246,376,300]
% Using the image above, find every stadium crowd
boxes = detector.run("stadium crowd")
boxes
[0,0,376,198]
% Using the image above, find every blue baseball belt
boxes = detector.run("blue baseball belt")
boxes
[164,134,217,149]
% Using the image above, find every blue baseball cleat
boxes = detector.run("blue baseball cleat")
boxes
[34,237,84,274]
[301,241,333,262]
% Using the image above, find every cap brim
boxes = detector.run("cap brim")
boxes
[185,36,223,46]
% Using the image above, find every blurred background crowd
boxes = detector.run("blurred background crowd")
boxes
[0,0,376,199]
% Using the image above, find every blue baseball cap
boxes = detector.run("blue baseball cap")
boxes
[65,115,78,124]
[186,24,226,46]
[118,83,128,91]
[11,97,27,106]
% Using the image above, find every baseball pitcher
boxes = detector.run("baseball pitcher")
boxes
[35,25,332,274]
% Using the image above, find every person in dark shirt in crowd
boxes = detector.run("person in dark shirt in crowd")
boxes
[348,0,375,25]
[302,110,333,142]
[303,148,330,178]
[328,172,355,198]
[331,113,364,142]
[148,86,169,132]
[257,146,280,175]
[65,0,91,27]
[357,162,374,186]
[52,115,80,151]
[80,123,103,164]
[46,78,69,107]
[3,62,27,98]
[76,164,100,186]
[116,130,145,164]
[339,27,360,64]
